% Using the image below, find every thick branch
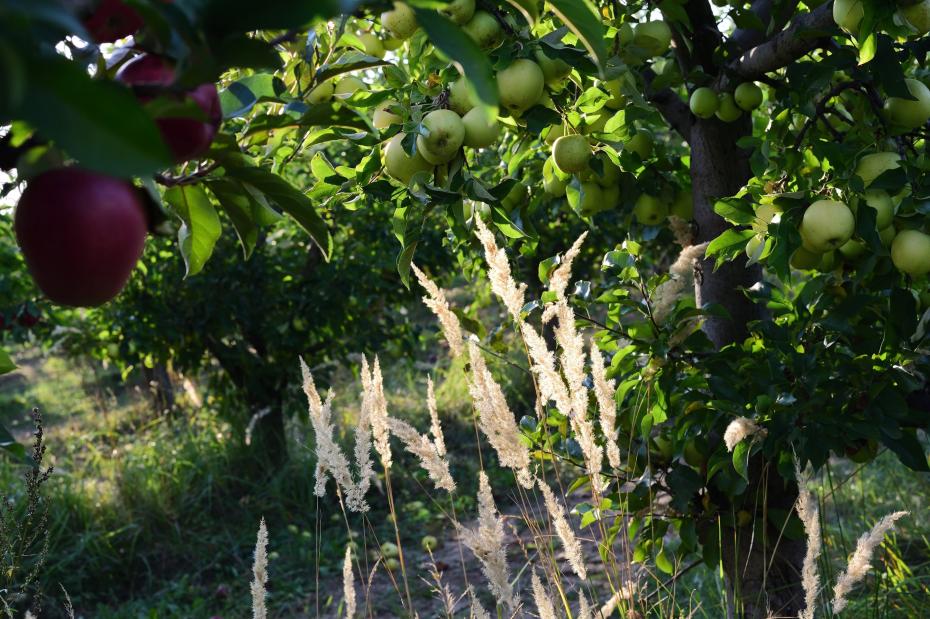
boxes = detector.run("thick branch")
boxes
[644,70,692,142]
[666,0,723,72]
[730,2,834,80]
[730,0,777,51]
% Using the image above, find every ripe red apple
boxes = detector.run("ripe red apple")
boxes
[14,168,149,307]
[116,54,222,162]
[83,0,144,43]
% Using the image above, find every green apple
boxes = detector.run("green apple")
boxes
[603,78,626,110]
[383,133,432,184]
[382,36,403,51]
[884,78,930,132]
[625,130,654,159]
[601,184,620,210]
[416,109,465,164]
[593,154,620,187]
[745,234,765,261]
[381,2,418,39]
[670,189,693,219]
[799,200,855,252]
[859,189,896,229]
[357,32,385,58]
[502,182,528,209]
[839,239,867,260]
[552,134,591,173]
[385,557,401,571]
[438,0,475,25]
[734,82,763,111]
[373,100,402,129]
[690,87,719,119]
[497,59,545,114]
[543,156,569,196]
[634,21,672,57]
[448,78,475,116]
[879,224,897,247]
[855,151,901,187]
[833,0,864,33]
[567,181,604,216]
[421,535,440,552]
[753,203,779,231]
[307,79,335,104]
[334,76,366,98]
[790,246,824,270]
[534,49,572,85]
[891,229,930,276]
[462,107,499,148]
[544,120,568,145]
[462,11,503,49]
[380,541,400,558]
[633,194,669,225]
[901,0,930,34]
[716,92,742,122]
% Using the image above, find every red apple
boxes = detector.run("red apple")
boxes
[115,54,222,162]
[14,168,149,307]
[83,0,144,43]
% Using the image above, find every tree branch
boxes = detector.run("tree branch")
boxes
[729,2,835,80]
[644,69,693,143]
[730,0,777,51]
[666,0,723,72]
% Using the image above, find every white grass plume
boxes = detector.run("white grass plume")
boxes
[797,487,821,619]
[426,375,446,457]
[723,416,766,452]
[364,356,392,470]
[459,472,516,610]
[388,416,456,492]
[343,545,356,618]
[590,343,621,469]
[467,341,533,488]
[251,518,269,619]
[531,570,558,619]
[474,216,526,322]
[832,510,908,612]
[300,357,367,512]
[412,263,465,357]
[539,478,587,579]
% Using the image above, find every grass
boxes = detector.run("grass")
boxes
[0,348,927,617]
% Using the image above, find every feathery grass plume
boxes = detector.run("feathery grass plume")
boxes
[251,518,269,619]
[668,214,694,247]
[544,232,588,306]
[521,322,573,414]
[300,358,367,511]
[578,592,594,619]
[650,242,708,325]
[599,584,635,618]
[469,587,492,619]
[388,416,456,492]
[797,486,821,619]
[539,478,587,579]
[353,359,375,503]
[723,416,767,452]
[343,545,356,618]
[532,570,558,619]
[590,343,621,470]
[459,472,516,610]
[412,263,465,357]
[474,216,526,322]
[832,510,909,612]
[366,356,392,470]
[426,375,446,457]
[467,341,533,488]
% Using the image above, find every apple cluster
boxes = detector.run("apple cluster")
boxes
[14,0,223,307]
[688,82,763,122]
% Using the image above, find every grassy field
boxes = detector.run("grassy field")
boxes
[0,349,927,617]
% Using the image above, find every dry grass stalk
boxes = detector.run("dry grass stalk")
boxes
[343,545,356,618]
[796,482,821,619]
[426,375,446,457]
[531,570,559,619]
[388,416,456,493]
[459,472,517,610]
[411,263,465,357]
[251,518,269,619]
[467,341,533,488]
[832,510,908,612]
[590,343,621,470]
[539,478,587,580]
[474,216,526,322]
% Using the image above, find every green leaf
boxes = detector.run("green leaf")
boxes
[0,422,28,465]
[222,164,333,260]
[412,8,499,113]
[705,228,755,267]
[165,185,222,277]
[219,74,287,118]
[16,53,172,177]
[546,0,609,76]
[714,198,755,226]
[0,349,15,375]
[732,440,750,482]
[206,179,259,258]
[199,0,345,32]
[858,32,877,65]
[315,52,391,84]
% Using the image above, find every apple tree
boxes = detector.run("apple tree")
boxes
[3,0,930,616]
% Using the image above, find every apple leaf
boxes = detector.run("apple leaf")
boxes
[16,53,172,178]
[222,165,333,261]
[732,439,751,481]
[314,52,391,84]
[546,0,609,77]
[165,185,222,277]
[206,179,259,259]
[0,349,15,375]
[705,229,756,268]
[412,8,499,115]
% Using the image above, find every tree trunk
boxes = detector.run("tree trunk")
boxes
[691,116,803,617]
[142,362,175,416]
